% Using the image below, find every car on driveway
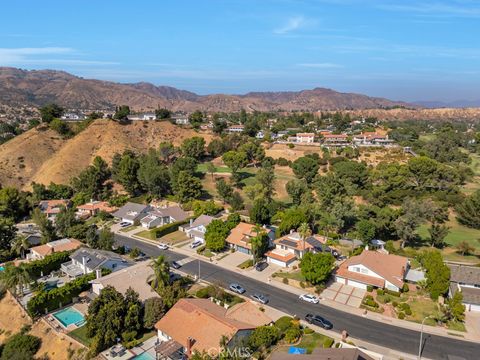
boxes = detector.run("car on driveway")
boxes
[250,293,269,304]
[157,243,169,250]
[171,261,181,269]
[229,283,246,294]
[305,313,333,330]
[119,222,131,228]
[299,294,319,304]
[254,262,269,272]
[190,240,203,249]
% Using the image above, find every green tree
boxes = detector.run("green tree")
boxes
[291,156,319,184]
[251,226,269,264]
[205,220,229,251]
[298,222,312,254]
[71,156,111,200]
[143,297,166,329]
[300,252,335,285]
[457,240,475,256]
[155,108,171,119]
[114,105,130,120]
[356,219,376,244]
[207,138,226,157]
[286,179,310,206]
[170,157,198,180]
[138,150,171,197]
[192,200,222,217]
[0,187,30,222]
[31,208,57,244]
[0,217,17,258]
[172,171,202,203]
[55,206,79,238]
[188,110,204,129]
[248,326,279,351]
[418,250,450,299]
[222,151,248,185]
[277,207,308,235]
[228,192,244,211]
[215,178,233,204]
[456,190,480,229]
[427,224,450,248]
[158,141,176,164]
[249,199,273,225]
[97,228,114,250]
[238,142,265,167]
[149,256,170,292]
[49,117,71,136]
[0,332,41,360]
[40,103,64,123]
[0,263,31,297]
[181,137,205,160]
[443,291,466,322]
[116,153,141,195]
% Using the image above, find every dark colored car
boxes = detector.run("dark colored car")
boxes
[255,262,269,272]
[250,293,269,304]
[305,313,333,330]
[171,261,181,269]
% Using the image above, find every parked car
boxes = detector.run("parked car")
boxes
[171,261,181,269]
[119,222,130,228]
[299,294,319,304]
[254,262,268,272]
[305,313,333,329]
[250,293,269,304]
[190,240,203,249]
[157,243,169,250]
[229,283,246,294]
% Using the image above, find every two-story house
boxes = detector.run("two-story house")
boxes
[225,222,275,255]
[139,206,189,229]
[181,215,214,243]
[113,202,152,225]
[38,199,71,222]
[296,133,315,144]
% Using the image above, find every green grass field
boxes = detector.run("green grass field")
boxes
[196,163,231,173]
[417,218,480,249]
[68,325,92,346]
[297,332,334,353]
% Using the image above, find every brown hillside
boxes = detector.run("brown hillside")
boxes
[0,125,67,188]
[0,120,213,189]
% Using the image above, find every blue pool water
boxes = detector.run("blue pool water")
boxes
[53,307,85,327]
[0,266,4,271]
[133,353,155,360]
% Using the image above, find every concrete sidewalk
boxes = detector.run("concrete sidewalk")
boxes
[117,231,479,345]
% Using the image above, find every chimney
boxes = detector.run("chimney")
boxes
[190,218,193,226]
[82,256,87,275]
[96,269,102,279]
[186,337,194,357]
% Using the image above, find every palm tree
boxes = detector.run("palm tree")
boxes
[251,224,264,266]
[0,264,31,297]
[12,236,30,259]
[298,222,312,258]
[149,255,170,292]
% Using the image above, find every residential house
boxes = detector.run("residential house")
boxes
[256,130,265,139]
[265,232,331,268]
[76,201,117,218]
[90,260,159,302]
[127,113,157,121]
[295,133,315,144]
[181,215,214,243]
[172,114,189,125]
[155,298,267,358]
[140,206,189,229]
[61,112,86,121]
[28,238,83,260]
[449,265,480,312]
[322,134,350,147]
[226,124,244,133]
[38,199,71,222]
[113,202,151,225]
[225,222,275,255]
[61,248,132,278]
[353,131,395,147]
[334,250,408,291]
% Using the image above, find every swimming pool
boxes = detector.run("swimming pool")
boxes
[52,307,85,327]
[132,352,155,360]
[0,266,4,271]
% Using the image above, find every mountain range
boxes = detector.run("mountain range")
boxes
[0,67,412,112]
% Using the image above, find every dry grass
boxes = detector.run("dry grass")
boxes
[0,292,31,343]
[30,320,82,360]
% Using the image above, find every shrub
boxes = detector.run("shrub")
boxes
[384,289,401,297]
[402,283,410,293]
[196,245,206,254]
[151,218,191,239]
[398,312,405,319]
[300,281,305,288]
[0,284,6,300]
[284,327,302,343]
[366,285,373,292]
[376,289,384,296]
[362,295,379,308]
[392,301,399,308]
[0,333,41,360]
[195,287,211,299]
[23,251,71,278]
[323,337,335,348]
[275,316,294,333]
[288,143,294,149]
[303,327,314,335]
[283,278,289,284]
[405,308,412,316]
[238,259,253,269]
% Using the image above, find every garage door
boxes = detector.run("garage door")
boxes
[346,280,367,290]
[268,257,287,267]
[335,276,346,285]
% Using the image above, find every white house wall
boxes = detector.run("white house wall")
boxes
[347,264,383,280]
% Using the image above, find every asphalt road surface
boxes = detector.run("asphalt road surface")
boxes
[115,234,480,360]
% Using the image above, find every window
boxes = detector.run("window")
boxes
[361,268,368,274]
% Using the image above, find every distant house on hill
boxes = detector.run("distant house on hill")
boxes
[127,113,156,121]
[61,112,86,121]
[38,199,71,222]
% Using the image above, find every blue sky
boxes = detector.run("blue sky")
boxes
[1,0,479,101]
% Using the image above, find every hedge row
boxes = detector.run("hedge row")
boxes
[24,251,72,278]
[150,218,192,239]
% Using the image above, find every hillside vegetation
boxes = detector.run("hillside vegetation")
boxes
[0,119,213,189]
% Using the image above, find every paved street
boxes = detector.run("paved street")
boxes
[115,233,480,360]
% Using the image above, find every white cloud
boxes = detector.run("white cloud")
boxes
[0,47,73,63]
[297,62,343,68]
[274,16,308,34]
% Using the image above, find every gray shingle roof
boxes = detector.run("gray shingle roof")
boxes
[71,248,129,271]
[113,202,150,221]
[449,264,480,285]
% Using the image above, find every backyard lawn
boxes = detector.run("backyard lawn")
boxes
[273,270,306,282]
[68,325,92,346]
[297,332,334,353]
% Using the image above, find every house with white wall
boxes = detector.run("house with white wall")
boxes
[449,264,480,312]
[181,215,214,243]
[139,206,189,229]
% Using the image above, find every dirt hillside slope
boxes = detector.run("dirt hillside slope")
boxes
[0,120,212,189]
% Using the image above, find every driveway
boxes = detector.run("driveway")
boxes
[321,282,365,308]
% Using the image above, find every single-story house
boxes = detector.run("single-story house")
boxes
[334,250,408,291]
[28,238,83,260]
[90,260,159,302]
[127,113,156,121]
[113,202,151,225]
[449,264,480,312]
[140,206,189,229]
[225,222,275,255]
[155,298,266,357]
[38,199,71,221]
[172,114,189,125]
[181,215,214,243]
[265,232,332,267]
[61,248,132,278]
[77,201,118,218]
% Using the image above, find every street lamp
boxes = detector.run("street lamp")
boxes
[418,315,434,359]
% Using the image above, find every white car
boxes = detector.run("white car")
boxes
[156,243,169,250]
[119,222,131,228]
[190,240,203,249]
[299,294,319,304]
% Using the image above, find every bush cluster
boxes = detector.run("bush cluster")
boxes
[151,218,191,238]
